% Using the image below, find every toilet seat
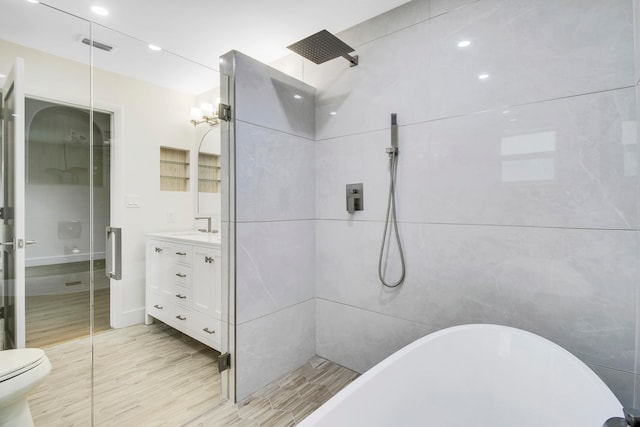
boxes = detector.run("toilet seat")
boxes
[0,349,47,383]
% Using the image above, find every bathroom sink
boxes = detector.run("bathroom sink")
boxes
[148,231,221,246]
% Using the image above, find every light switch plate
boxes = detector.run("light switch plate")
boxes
[125,195,141,208]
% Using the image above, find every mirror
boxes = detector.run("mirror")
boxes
[196,120,222,229]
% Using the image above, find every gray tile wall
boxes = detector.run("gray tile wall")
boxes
[306,0,639,407]
[229,51,317,400]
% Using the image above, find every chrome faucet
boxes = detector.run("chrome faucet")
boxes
[195,216,215,233]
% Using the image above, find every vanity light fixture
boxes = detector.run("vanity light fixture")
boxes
[190,103,219,127]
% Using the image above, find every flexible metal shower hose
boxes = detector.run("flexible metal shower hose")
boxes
[378,151,406,288]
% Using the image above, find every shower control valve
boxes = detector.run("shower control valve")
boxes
[346,183,364,214]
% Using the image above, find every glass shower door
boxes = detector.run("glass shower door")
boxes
[2,57,26,350]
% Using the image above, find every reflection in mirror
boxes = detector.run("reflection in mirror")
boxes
[197,126,221,222]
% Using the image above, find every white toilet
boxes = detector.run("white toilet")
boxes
[0,348,51,427]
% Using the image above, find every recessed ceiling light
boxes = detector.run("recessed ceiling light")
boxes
[91,5,109,16]
[148,44,162,51]
[478,73,490,80]
[457,40,471,48]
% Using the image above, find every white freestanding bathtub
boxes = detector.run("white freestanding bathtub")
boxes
[300,324,623,426]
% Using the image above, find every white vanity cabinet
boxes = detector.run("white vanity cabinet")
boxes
[145,233,222,351]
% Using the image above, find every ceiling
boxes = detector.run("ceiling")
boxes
[0,0,410,94]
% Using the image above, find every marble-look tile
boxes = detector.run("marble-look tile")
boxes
[314,20,432,141]
[315,129,390,221]
[316,220,638,372]
[315,0,634,141]
[316,298,436,374]
[430,0,480,17]
[335,0,431,51]
[236,121,315,222]
[400,87,637,229]
[317,87,638,229]
[236,220,315,324]
[428,0,634,121]
[236,300,316,401]
[233,51,315,140]
[588,365,635,409]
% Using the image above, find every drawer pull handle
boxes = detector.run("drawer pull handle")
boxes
[203,328,216,334]
[176,294,187,299]
[205,256,214,264]
[155,247,162,253]
[176,315,187,321]
[176,252,187,256]
[176,273,187,278]
[153,304,163,310]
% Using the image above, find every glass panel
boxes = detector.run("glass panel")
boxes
[0,1,94,425]
[91,23,225,425]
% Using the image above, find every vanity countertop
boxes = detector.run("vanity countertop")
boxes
[147,231,221,247]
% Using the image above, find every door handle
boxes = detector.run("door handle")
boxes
[105,227,122,280]
[2,239,36,248]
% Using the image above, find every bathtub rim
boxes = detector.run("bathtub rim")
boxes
[301,323,622,425]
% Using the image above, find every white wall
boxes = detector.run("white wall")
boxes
[273,0,638,407]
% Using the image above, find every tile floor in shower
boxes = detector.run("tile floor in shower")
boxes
[27,321,359,426]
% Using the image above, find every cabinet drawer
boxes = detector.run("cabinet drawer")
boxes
[173,306,191,331]
[172,245,192,265]
[147,293,171,322]
[191,312,222,349]
[172,285,192,307]
[172,264,191,287]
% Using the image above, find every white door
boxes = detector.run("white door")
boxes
[2,58,27,349]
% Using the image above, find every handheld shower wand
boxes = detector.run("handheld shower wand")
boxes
[378,113,406,288]
[388,113,398,153]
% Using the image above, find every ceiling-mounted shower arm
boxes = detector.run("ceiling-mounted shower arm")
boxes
[342,53,359,67]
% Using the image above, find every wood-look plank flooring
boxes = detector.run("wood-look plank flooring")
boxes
[26,287,110,348]
[29,322,221,427]
[186,357,359,426]
[27,321,359,427]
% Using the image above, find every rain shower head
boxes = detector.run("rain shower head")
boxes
[287,30,358,67]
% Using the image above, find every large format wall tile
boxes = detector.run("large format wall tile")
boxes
[236,121,315,222]
[236,220,315,324]
[316,220,638,373]
[314,0,634,141]
[234,51,316,139]
[317,86,638,229]
[427,0,634,120]
[403,87,638,229]
[315,129,390,222]
[316,298,436,374]
[314,20,432,141]
[236,300,315,401]
[589,364,634,409]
